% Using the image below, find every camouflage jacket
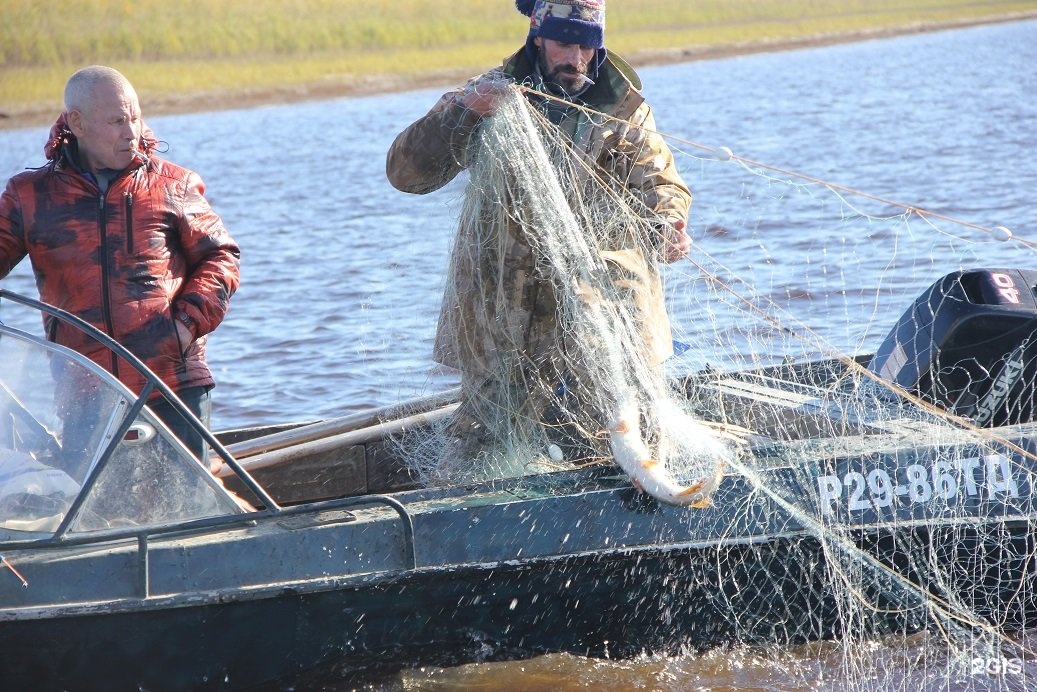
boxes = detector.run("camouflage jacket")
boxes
[0,115,240,398]
[386,48,690,377]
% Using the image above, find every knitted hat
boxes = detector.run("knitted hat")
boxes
[515,0,606,49]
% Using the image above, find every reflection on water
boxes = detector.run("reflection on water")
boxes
[0,18,1035,689]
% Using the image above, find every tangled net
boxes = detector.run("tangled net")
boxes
[392,84,1037,689]
[397,86,736,500]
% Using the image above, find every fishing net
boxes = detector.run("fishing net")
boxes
[395,86,737,498]
[393,84,1037,689]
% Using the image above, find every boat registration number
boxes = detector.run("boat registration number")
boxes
[816,454,1020,516]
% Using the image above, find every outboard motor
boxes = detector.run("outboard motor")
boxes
[868,268,1037,427]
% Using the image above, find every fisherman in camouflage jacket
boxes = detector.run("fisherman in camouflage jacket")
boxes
[386,1,690,460]
[0,66,239,457]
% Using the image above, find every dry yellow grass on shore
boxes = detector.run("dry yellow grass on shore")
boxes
[2,0,1036,129]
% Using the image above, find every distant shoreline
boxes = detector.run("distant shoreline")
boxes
[1,10,1034,132]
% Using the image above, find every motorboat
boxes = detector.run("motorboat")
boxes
[0,269,1035,689]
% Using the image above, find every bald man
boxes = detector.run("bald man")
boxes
[0,66,240,459]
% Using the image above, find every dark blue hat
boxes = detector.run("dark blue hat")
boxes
[515,0,606,49]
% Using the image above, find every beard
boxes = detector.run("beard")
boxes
[538,53,593,96]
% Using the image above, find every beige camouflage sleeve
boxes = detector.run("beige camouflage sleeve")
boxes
[385,87,483,195]
[625,103,692,227]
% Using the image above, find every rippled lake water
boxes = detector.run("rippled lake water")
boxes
[1,17,1035,689]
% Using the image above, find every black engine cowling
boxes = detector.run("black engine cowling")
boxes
[868,268,1037,427]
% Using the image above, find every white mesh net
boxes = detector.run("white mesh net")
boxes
[396,87,737,500]
[393,85,1037,688]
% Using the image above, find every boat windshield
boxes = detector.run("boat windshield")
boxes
[0,326,243,536]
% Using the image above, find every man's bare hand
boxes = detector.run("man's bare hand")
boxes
[660,219,691,263]
[460,79,513,118]
[175,319,193,354]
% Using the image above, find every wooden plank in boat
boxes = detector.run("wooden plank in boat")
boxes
[225,444,367,504]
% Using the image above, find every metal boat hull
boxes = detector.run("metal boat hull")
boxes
[2,473,1034,690]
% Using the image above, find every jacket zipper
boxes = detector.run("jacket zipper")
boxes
[98,191,118,378]
[125,192,134,254]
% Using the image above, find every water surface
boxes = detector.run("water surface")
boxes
[1,20,1033,433]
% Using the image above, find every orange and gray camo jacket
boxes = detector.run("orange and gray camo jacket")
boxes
[386,47,691,381]
[0,116,240,398]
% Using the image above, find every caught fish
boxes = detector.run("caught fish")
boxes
[607,393,728,507]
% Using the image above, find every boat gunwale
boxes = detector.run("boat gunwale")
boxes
[4,507,1032,624]
[0,527,849,622]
